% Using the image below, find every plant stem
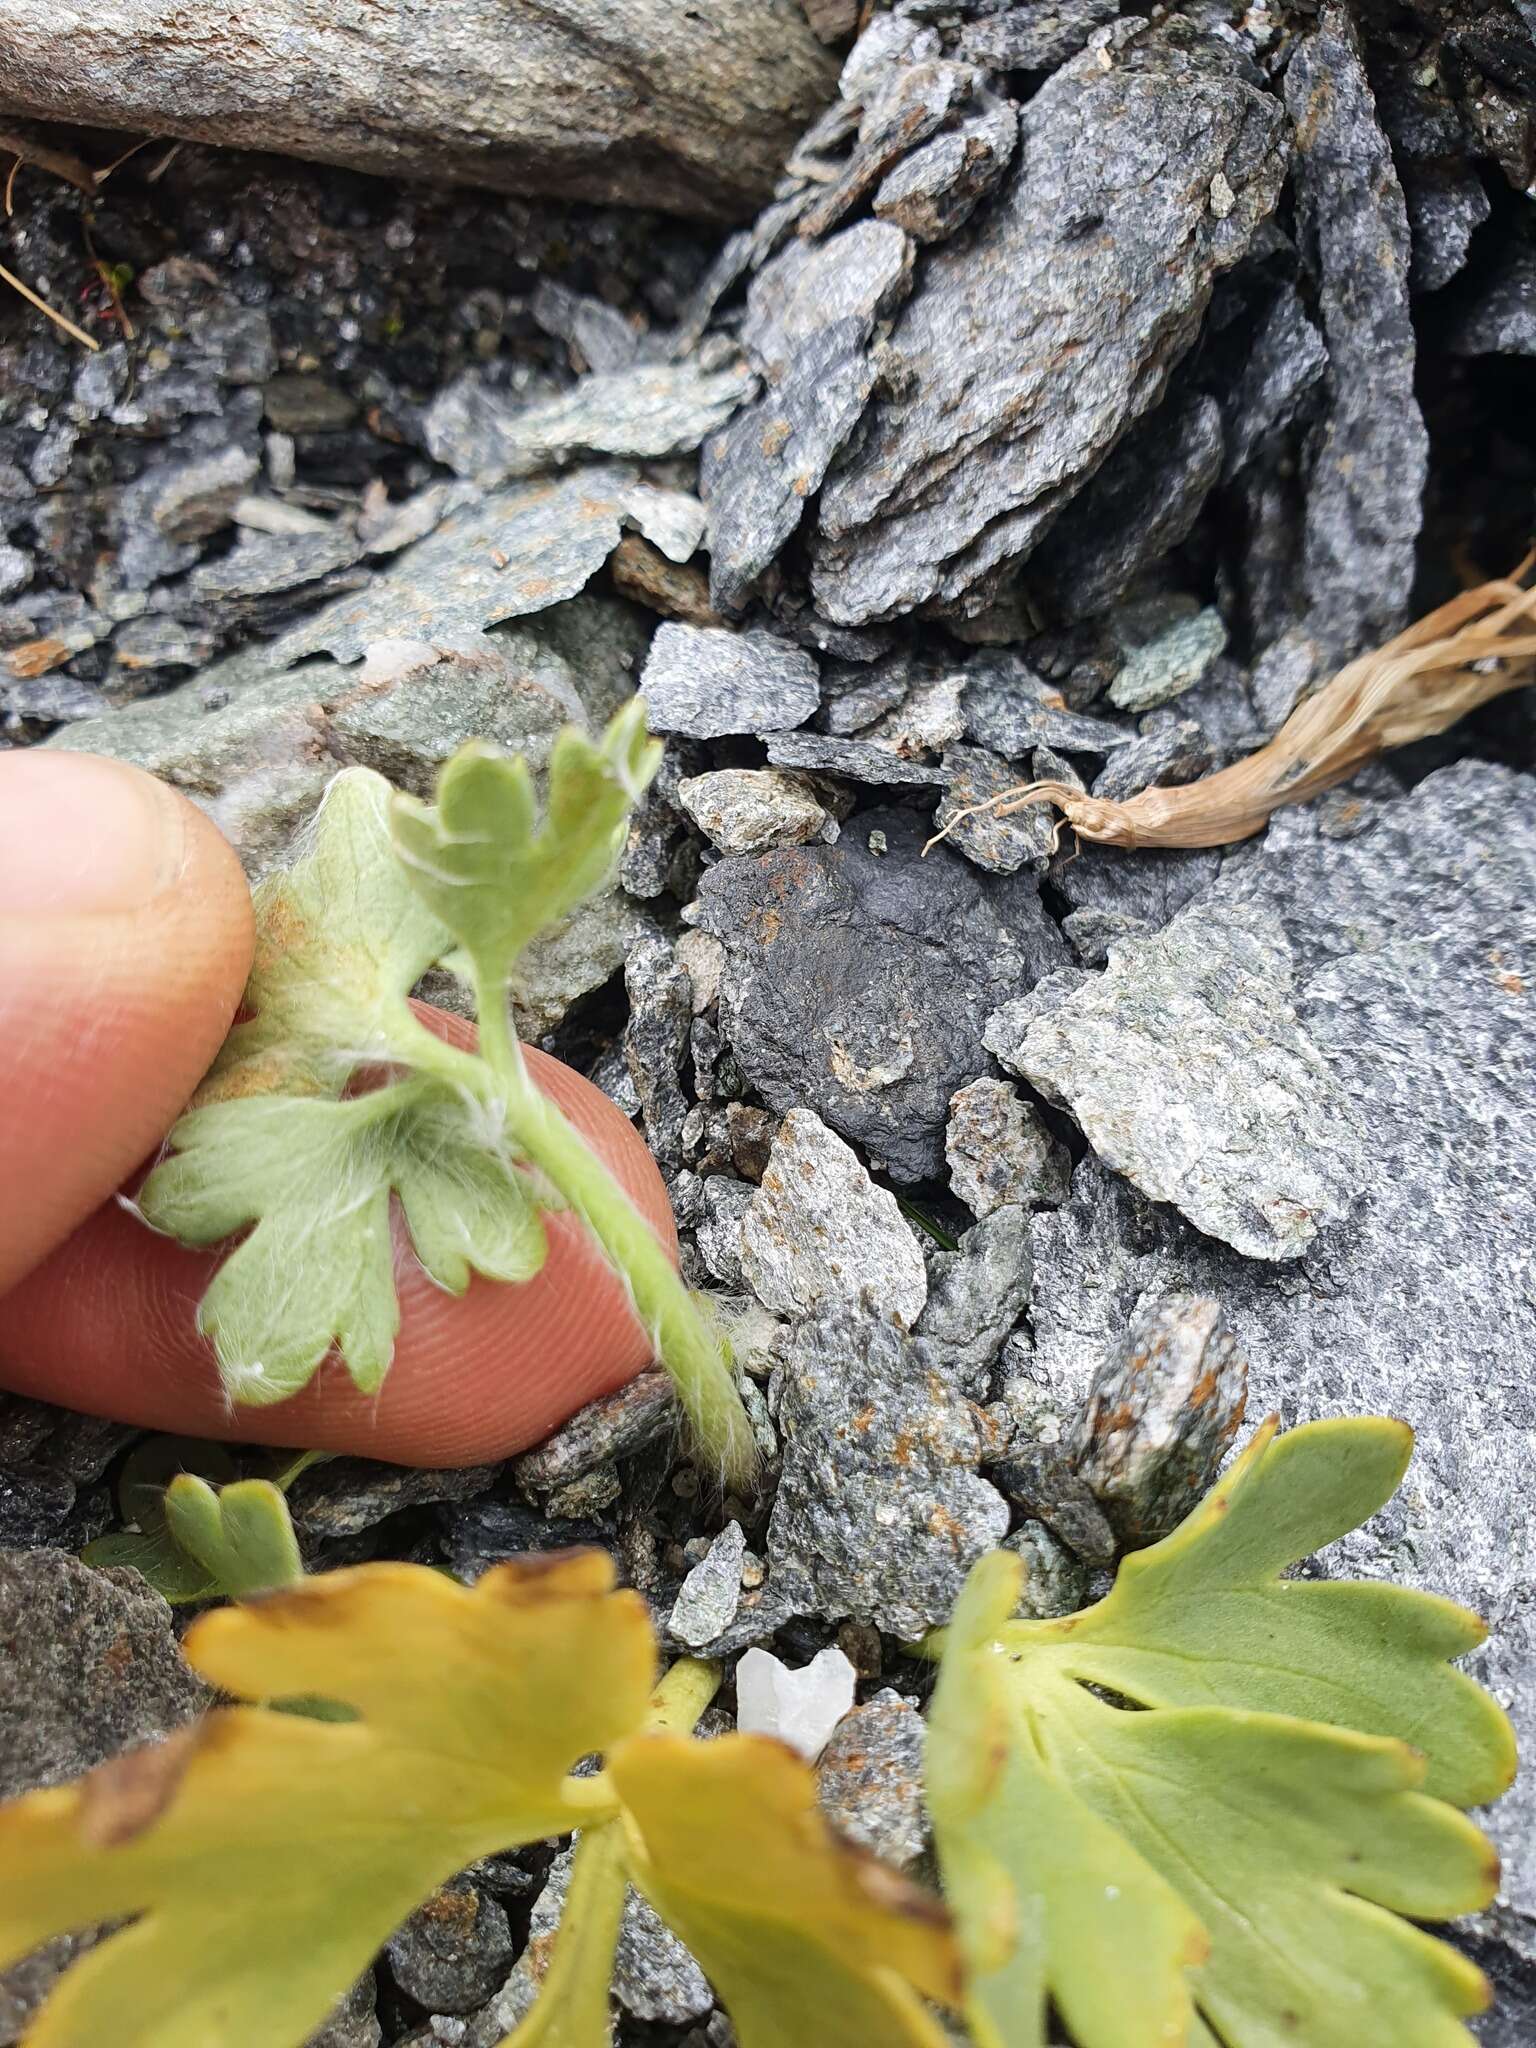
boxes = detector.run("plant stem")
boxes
[648,1657,722,1735]
[503,1076,758,1486]
[396,979,757,1485]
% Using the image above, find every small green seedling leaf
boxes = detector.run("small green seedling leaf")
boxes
[163,1475,304,1600]
[135,699,756,1479]
[926,1416,1517,2048]
[140,1088,547,1403]
[390,698,661,995]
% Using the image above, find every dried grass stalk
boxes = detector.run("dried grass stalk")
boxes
[931,569,1536,853]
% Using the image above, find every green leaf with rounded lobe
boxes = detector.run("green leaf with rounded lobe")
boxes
[163,1476,305,1601]
[390,700,661,992]
[927,1419,1515,2048]
[139,1088,546,1403]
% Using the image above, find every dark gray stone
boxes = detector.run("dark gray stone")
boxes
[1283,3,1427,662]
[917,1205,1034,1395]
[705,223,914,612]
[1448,246,1536,356]
[624,934,694,1175]
[510,1375,680,1497]
[285,1459,499,1539]
[990,1444,1116,1567]
[763,729,950,785]
[810,19,1289,621]
[873,99,1019,242]
[766,1309,1010,1636]
[945,1076,1072,1217]
[963,651,1137,760]
[694,804,1069,1181]
[957,0,1120,71]
[1033,389,1225,624]
[1090,717,1212,801]
[933,743,1054,874]
[386,1882,514,2015]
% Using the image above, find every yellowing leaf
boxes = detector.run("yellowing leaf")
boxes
[0,1554,652,2048]
[140,1087,548,1403]
[927,1418,1514,2048]
[611,1732,961,2048]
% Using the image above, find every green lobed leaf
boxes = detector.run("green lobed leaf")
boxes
[389,699,661,993]
[926,1417,1516,2048]
[198,767,451,1105]
[140,1087,547,1403]
[82,1437,239,1603]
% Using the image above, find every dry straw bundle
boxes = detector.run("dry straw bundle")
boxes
[933,565,1536,854]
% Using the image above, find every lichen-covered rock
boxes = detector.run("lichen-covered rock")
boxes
[765,1309,1010,1637]
[1073,1294,1249,1547]
[695,805,1069,1181]
[817,1689,927,1867]
[989,902,1366,1261]
[1004,1518,1091,1618]
[810,19,1290,621]
[945,1077,1071,1217]
[739,1108,928,1326]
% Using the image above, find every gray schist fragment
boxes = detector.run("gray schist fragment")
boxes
[1031,386,1225,622]
[1448,245,1536,356]
[1073,1293,1249,1547]
[810,20,1290,623]
[765,729,949,786]
[423,354,755,485]
[933,743,1054,873]
[1090,717,1212,801]
[800,58,984,238]
[765,1309,1010,1637]
[272,468,644,664]
[705,222,913,613]
[1216,280,1327,482]
[640,620,820,738]
[957,0,1120,71]
[989,901,1366,1260]
[946,1076,1072,1218]
[873,99,1019,242]
[739,1107,929,1325]
[1024,762,1536,1926]
[1283,3,1428,661]
[693,804,1069,1181]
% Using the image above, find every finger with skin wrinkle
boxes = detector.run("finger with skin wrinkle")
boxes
[0,1026,676,1467]
[0,752,254,1294]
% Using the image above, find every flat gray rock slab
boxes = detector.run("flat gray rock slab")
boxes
[640,621,820,738]
[988,900,1367,1261]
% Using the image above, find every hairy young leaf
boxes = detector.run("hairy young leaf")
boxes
[611,1732,962,2047]
[926,1418,1516,2048]
[390,698,661,994]
[199,766,452,1103]
[0,1554,652,2048]
[139,1087,547,1402]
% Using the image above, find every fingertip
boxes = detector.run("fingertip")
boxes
[0,752,254,1291]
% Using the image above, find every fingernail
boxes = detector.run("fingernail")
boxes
[0,752,188,915]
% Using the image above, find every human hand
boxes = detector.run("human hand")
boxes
[0,751,672,1466]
